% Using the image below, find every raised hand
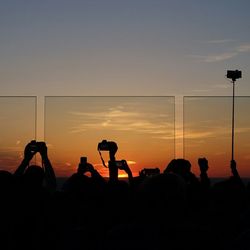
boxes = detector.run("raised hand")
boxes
[38,142,48,160]
[24,141,37,161]
[198,157,209,173]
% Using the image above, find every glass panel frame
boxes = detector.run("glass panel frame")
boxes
[0,96,37,172]
[183,96,250,177]
[44,96,175,177]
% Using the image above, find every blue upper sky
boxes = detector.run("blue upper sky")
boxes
[0,0,250,96]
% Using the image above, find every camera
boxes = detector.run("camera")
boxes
[139,168,160,177]
[115,160,127,170]
[97,140,118,152]
[227,70,242,81]
[80,156,87,165]
[97,140,110,151]
[29,140,44,153]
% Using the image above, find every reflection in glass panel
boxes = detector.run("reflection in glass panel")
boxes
[184,96,250,177]
[0,97,36,172]
[45,97,175,177]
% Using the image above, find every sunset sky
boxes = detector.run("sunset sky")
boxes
[44,96,174,177]
[184,97,250,177]
[0,97,36,172]
[0,1,250,177]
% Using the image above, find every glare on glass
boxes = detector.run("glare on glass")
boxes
[184,96,250,177]
[0,97,36,172]
[45,97,175,177]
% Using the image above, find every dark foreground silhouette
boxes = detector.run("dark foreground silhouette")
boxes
[0,140,250,250]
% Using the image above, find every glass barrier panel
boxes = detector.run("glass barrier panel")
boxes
[0,97,36,173]
[45,97,175,177]
[184,96,250,177]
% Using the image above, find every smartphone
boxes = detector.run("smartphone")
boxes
[115,160,126,170]
[80,157,87,165]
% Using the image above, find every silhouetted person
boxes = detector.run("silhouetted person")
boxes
[212,160,246,210]
[164,158,200,188]
[97,140,133,183]
[54,158,108,250]
[14,140,56,192]
[198,157,210,189]
[2,137,250,250]
[102,172,216,250]
[62,157,106,197]
[12,140,56,250]
[207,160,247,249]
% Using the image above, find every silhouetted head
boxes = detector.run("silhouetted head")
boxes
[164,158,191,177]
[23,165,44,188]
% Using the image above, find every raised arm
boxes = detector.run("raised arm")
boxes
[82,163,106,186]
[120,160,133,184]
[198,157,210,189]
[14,141,35,177]
[39,142,57,192]
[230,160,240,179]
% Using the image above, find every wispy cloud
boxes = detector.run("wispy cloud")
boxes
[212,84,229,89]
[69,106,174,139]
[236,44,250,52]
[191,89,212,93]
[236,127,250,133]
[190,52,237,63]
[205,52,237,62]
[70,108,139,119]
[190,42,250,63]
[190,83,230,94]
[183,131,215,139]
[185,125,250,140]
[205,39,234,44]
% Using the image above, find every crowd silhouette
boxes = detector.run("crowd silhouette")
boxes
[0,140,250,250]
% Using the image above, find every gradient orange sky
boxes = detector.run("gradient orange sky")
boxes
[1,1,250,177]
[184,96,250,177]
[44,97,175,177]
[1,96,250,178]
[0,97,37,172]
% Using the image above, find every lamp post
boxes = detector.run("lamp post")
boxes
[226,70,242,161]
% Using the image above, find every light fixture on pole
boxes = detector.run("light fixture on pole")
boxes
[226,69,242,161]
